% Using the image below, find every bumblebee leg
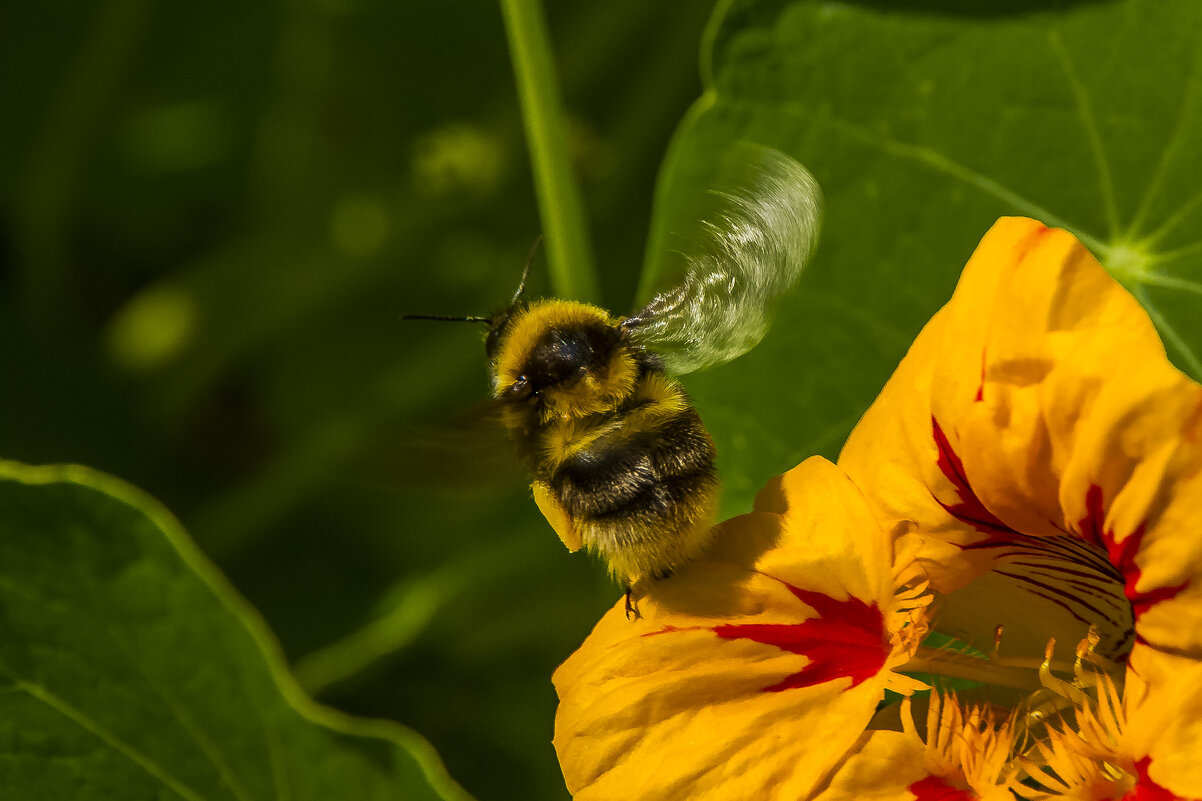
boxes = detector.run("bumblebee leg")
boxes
[623,586,642,621]
[532,481,583,552]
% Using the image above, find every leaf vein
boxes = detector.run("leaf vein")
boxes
[58,553,255,801]
[807,108,1108,255]
[1046,30,1118,239]
[3,671,209,801]
[1132,31,1202,244]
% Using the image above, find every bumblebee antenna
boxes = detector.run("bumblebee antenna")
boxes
[405,236,541,324]
[510,235,542,305]
[401,314,490,323]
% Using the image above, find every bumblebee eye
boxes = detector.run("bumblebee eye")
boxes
[504,377,533,401]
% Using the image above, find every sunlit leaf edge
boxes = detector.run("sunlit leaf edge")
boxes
[0,458,475,801]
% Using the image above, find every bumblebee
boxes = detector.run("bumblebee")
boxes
[408,145,821,599]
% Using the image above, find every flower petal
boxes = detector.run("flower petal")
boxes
[812,731,936,801]
[553,458,898,800]
[811,730,1014,801]
[1124,649,1202,798]
[840,217,1202,659]
[839,218,1053,589]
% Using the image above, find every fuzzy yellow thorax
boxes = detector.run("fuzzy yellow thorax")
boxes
[493,300,638,422]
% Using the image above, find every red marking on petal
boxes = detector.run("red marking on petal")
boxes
[1121,756,1180,801]
[908,775,974,801]
[1078,484,1106,548]
[932,417,1018,538]
[975,350,986,402]
[1008,222,1054,264]
[1024,223,1053,251]
[712,579,888,693]
[1077,484,1188,628]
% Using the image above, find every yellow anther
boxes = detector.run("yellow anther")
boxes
[1073,636,1101,689]
[1038,637,1090,707]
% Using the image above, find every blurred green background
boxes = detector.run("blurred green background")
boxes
[0,2,715,798]
[5,0,1201,798]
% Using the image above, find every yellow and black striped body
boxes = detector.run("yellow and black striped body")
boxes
[487,299,718,584]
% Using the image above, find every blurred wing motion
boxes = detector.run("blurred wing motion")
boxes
[624,144,822,375]
[353,400,520,490]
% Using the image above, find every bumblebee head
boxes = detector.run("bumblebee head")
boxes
[491,300,637,422]
[403,240,637,422]
[484,306,517,363]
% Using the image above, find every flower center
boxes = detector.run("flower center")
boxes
[882,554,1155,801]
[894,626,1143,799]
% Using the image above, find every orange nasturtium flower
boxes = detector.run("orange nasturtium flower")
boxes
[552,218,1202,800]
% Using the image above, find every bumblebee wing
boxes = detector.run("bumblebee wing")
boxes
[625,144,821,375]
[352,399,519,489]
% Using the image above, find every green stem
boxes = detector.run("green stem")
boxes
[499,0,600,303]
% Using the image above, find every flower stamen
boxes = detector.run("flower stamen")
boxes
[901,692,1023,799]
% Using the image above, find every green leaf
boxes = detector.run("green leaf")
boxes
[0,461,472,801]
[650,0,1202,516]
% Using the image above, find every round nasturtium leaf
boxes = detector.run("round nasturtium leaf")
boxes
[0,460,472,801]
[645,0,1202,517]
